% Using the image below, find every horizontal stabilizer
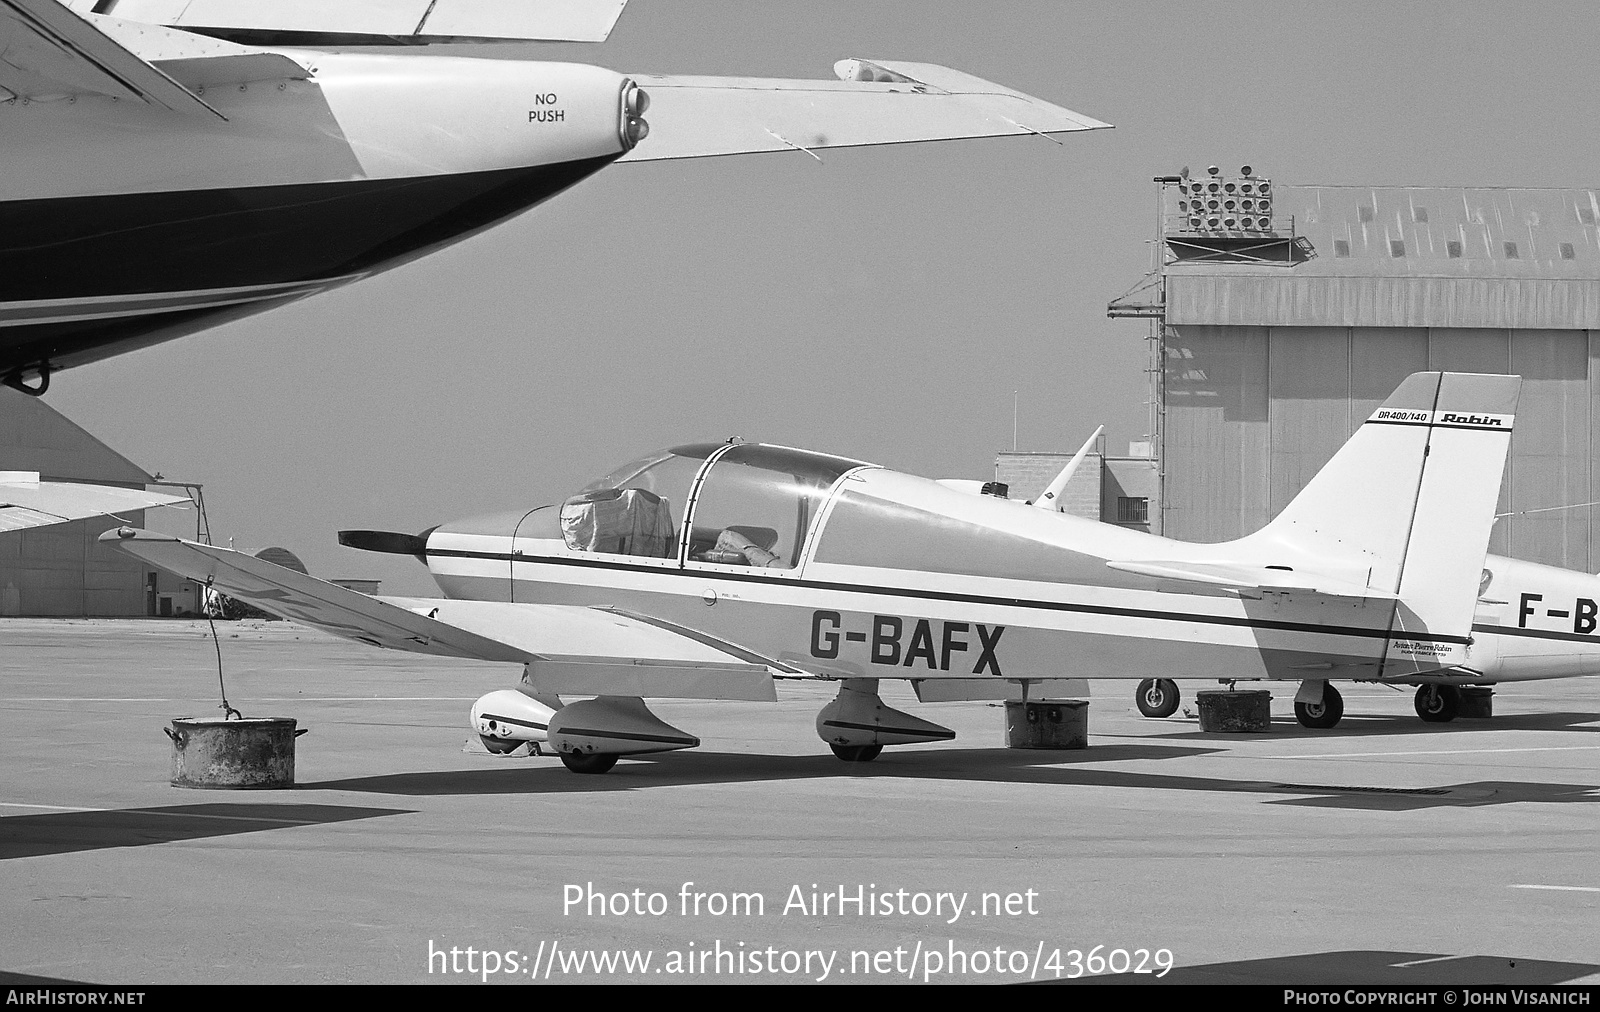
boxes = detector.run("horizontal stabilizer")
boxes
[0,474,187,533]
[621,59,1109,163]
[154,51,310,89]
[1,0,222,115]
[103,528,789,698]
[1105,560,1399,600]
[69,0,630,43]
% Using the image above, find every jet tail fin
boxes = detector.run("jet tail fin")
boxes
[1242,371,1520,672]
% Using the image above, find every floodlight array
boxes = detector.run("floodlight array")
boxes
[1174,165,1274,232]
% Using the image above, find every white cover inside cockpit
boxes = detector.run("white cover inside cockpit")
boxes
[560,488,676,558]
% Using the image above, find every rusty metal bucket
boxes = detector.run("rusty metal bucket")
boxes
[165,717,307,789]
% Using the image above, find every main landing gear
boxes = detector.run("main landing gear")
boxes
[560,752,619,774]
[1293,682,1344,729]
[829,744,884,763]
[817,679,953,763]
[1414,684,1461,723]
[545,696,699,774]
[1135,678,1181,718]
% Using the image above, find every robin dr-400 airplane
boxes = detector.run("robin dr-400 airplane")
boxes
[108,372,1594,773]
[0,0,1108,392]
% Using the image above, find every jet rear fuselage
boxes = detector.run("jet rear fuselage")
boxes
[0,55,636,376]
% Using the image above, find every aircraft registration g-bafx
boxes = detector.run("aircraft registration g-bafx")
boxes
[107,372,1600,772]
[0,0,1109,393]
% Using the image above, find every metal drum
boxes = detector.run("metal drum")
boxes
[165,717,306,789]
[1195,690,1271,732]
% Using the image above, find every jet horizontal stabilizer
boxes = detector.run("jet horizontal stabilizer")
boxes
[1,0,223,116]
[64,0,630,44]
[619,60,1110,163]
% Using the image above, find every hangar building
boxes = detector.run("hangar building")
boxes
[1107,177,1600,570]
[0,388,199,616]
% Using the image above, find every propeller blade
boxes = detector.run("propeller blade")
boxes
[338,528,435,562]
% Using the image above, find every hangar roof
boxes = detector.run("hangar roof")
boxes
[1164,186,1600,329]
[0,388,153,486]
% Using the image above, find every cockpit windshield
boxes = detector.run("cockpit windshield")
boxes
[577,443,720,496]
[562,442,872,566]
[563,444,715,559]
[686,445,869,569]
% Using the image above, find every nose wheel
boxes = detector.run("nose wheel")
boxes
[1135,678,1181,718]
[1293,683,1344,728]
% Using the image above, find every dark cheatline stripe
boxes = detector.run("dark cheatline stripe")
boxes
[822,719,956,740]
[1477,624,1600,645]
[428,548,1469,646]
[481,712,548,732]
[0,156,616,374]
[555,727,698,746]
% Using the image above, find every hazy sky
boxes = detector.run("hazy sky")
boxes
[46,0,1600,594]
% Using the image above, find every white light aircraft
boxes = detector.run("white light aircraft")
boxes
[105,372,1600,773]
[0,0,1109,393]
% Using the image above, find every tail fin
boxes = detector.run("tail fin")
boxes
[1245,372,1520,670]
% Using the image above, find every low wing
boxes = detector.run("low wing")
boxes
[0,474,187,533]
[621,60,1110,162]
[0,0,221,114]
[1105,559,1400,600]
[103,528,794,700]
[63,0,629,44]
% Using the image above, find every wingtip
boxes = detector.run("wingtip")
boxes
[96,526,177,543]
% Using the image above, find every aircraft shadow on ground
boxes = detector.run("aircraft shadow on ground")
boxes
[299,746,1600,810]
[1042,949,1600,985]
[0,802,413,861]
[1140,709,1600,742]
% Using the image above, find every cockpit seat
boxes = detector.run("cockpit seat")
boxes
[693,525,782,566]
[560,488,676,558]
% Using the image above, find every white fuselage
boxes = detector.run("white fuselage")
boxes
[420,462,1600,689]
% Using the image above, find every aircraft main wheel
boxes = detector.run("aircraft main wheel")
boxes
[560,752,620,774]
[1135,678,1181,718]
[830,744,883,762]
[1414,685,1461,723]
[1294,683,1344,729]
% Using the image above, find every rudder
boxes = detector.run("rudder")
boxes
[1244,371,1520,672]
